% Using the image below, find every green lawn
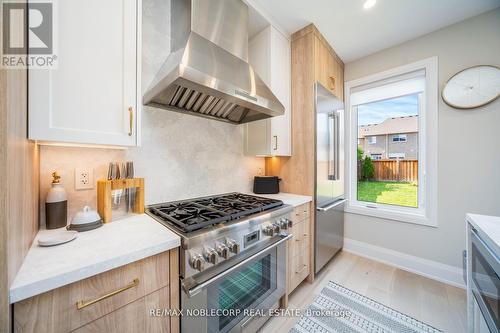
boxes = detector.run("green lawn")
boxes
[357,181,418,208]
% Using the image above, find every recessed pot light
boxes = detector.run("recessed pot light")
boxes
[363,0,376,9]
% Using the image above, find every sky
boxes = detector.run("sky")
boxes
[357,94,419,126]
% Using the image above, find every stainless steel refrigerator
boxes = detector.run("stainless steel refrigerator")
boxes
[315,82,347,274]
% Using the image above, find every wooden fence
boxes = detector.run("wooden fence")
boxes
[372,160,418,182]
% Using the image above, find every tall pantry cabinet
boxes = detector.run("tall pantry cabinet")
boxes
[265,24,344,284]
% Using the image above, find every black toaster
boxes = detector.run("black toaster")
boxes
[253,176,281,194]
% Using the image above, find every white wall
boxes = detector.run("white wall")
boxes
[344,9,500,268]
[39,0,264,226]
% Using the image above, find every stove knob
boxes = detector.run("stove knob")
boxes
[189,254,205,271]
[280,218,288,230]
[204,247,218,265]
[217,244,230,259]
[226,239,240,254]
[263,225,274,237]
[272,223,281,234]
[286,218,293,228]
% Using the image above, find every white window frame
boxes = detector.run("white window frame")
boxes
[345,57,438,227]
[367,136,376,144]
[392,134,407,142]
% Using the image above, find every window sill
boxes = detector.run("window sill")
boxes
[345,203,437,228]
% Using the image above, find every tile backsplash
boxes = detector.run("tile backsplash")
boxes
[39,109,264,227]
[38,0,264,227]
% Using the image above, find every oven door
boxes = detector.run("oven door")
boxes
[471,227,500,333]
[181,234,290,333]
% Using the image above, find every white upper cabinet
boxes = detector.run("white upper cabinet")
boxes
[244,25,291,156]
[29,0,140,147]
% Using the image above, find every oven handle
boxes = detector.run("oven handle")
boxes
[184,234,292,298]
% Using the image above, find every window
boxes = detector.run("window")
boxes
[345,57,438,226]
[388,153,405,160]
[367,136,376,144]
[392,134,407,142]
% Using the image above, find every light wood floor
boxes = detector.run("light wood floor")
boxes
[260,251,467,333]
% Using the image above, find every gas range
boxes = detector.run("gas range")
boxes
[146,193,293,279]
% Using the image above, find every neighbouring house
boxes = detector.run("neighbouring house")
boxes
[358,115,418,160]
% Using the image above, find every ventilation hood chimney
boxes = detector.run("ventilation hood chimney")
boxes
[143,0,285,124]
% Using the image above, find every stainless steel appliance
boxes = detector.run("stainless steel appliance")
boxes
[146,193,293,333]
[143,0,284,124]
[469,226,500,333]
[315,82,346,274]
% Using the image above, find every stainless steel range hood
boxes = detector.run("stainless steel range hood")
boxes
[143,0,285,124]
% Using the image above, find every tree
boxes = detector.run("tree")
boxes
[357,147,364,161]
[362,156,375,180]
[357,147,364,181]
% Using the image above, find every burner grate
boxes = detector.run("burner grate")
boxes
[148,202,231,232]
[147,193,283,233]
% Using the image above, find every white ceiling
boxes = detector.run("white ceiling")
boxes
[251,0,500,62]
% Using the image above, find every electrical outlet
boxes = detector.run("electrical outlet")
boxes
[75,168,94,190]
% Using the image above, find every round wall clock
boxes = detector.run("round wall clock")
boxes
[442,65,500,109]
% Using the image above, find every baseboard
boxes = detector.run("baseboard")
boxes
[343,238,466,289]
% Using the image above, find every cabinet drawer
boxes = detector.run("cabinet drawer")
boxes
[292,203,310,222]
[289,252,310,292]
[14,252,170,333]
[289,219,305,241]
[288,221,311,293]
[74,286,170,333]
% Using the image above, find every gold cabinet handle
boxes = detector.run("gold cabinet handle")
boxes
[128,107,134,136]
[76,278,139,310]
[329,76,335,91]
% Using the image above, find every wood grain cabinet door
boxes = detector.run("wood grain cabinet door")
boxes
[74,287,171,333]
[14,252,170,333]
[314,36,343,99]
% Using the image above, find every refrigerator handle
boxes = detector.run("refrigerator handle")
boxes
[328,113,336,180]
[335,111,341,181]
[317,199,348,211]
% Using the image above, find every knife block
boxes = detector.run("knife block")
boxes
[97,178,144,223]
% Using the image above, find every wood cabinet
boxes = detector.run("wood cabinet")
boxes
[314,35,344,100]
[266,24,344,283]
[74,287,170,333]
[28,0,141,147]
[288,203,312,293]
[14,249,179,333]
[244,25,291,156]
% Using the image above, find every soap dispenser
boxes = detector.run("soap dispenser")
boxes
[45,172,68,229]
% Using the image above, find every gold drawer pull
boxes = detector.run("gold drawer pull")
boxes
[128,107,134,136]
[76,278,139,310]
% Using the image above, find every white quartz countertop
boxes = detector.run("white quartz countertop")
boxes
[10,214,180,304]
[251,192,313,207]
[467,213,500,254]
